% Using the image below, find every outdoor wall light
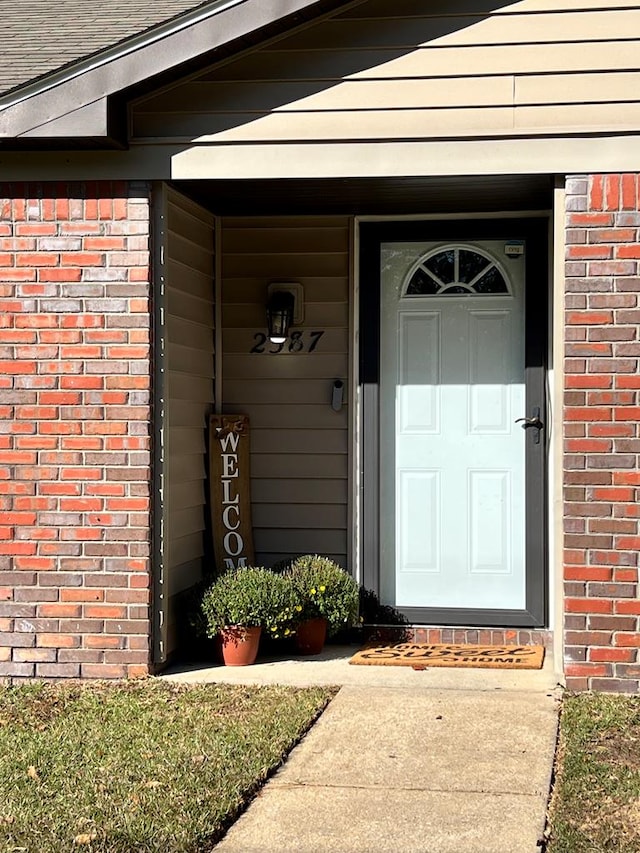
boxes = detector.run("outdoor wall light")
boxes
[266,282,303,344]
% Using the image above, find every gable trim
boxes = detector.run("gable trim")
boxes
[0,0,353,143]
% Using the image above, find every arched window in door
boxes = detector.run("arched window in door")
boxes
[404,246,511,296]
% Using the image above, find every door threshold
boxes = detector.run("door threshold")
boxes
[363,624,553,649]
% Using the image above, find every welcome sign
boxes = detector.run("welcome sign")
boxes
[209,414,255,571]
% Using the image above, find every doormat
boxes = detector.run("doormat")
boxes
[349,642,545,670]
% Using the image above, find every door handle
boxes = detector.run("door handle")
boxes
[515,407,544,444]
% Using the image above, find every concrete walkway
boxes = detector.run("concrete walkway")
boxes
[164,647,562,853]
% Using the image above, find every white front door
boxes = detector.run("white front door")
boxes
[379,240,527,612]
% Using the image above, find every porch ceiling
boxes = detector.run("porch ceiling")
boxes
[173,174,554,216]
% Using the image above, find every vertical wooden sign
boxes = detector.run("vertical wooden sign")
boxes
[209,414,255,571]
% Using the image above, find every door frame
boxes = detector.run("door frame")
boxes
[359,217,548,628]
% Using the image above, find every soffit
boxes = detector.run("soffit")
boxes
[174,174,554,216]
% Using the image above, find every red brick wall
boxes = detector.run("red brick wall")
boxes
[564,174,640,692]
[0,182,152,679]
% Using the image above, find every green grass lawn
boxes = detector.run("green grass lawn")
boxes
[547,693,640,853]
[0,680,335,853]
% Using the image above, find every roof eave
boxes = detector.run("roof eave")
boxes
[0,0,351,142]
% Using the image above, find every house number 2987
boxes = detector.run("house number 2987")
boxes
[250,330,325,354]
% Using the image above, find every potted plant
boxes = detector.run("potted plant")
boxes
[287,555,360,654]
[200,567,299,665]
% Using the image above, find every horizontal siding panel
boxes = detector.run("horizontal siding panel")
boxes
[517,71,640,105]
[267,16,483,51]
[251,477,348,504]
[251,453,347,479]
[351,41,640,79]
[139,81,335,113]
[167,559,202,600]
[515,102,640,131]
[223,378,346,405]
[167,546,205,591]
[167,261,213,301]
[274,76,512,111]
[168,479,207,511]
[237,404,348,430]
[223,227,349,254]
[139,76,513,114]
[222,252,347,278]
[254,529,347,554]
[251,428,348,454]
[192,40,640,84]
[253,503,347,529]
[166,315,214,350]
[169,426,206,456]
[223,327,348,354]
[269,11,640,51]
[167,231,213,275]
[168,453,206,484]
[167,372,212,403]
[166,400,211,429]
[223,303,347,328]
[224,353,348,380]
[224,216,349,229]
[196,48,409,81]
[431,9,640,46]
[257,552,347,568]
[168,342,215,378]
[222,278,348,304]
[168,505,206,540]
[167,203,214,247]
[167,287,214,324]
[144,106,640,144]
[167,188,215,221]
[167,260,213,308]
[142,107,515,141]
[169,533,204,570]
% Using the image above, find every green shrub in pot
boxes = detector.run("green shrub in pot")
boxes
[287,555,359,637]
[200,566,300,640]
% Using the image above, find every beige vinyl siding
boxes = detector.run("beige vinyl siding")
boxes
[165,187,215,656]
[221,216,350,569]
[133,1,640,144]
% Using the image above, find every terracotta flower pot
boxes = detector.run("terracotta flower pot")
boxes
[220,626,262,666]
[295,617,328,655]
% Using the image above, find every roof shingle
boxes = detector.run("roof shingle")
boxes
[0,0,214,97]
